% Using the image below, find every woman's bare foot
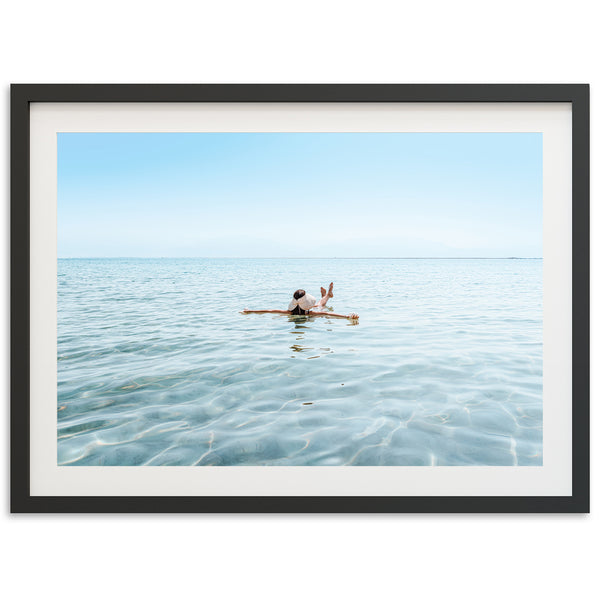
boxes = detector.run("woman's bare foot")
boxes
[320,283,334,298]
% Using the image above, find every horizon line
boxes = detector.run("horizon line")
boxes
[57,256,544,260]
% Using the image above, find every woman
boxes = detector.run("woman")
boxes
[241,282,359,320]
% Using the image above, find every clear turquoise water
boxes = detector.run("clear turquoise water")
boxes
[57,258,543,466]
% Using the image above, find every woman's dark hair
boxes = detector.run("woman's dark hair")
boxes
[291,289,307,315]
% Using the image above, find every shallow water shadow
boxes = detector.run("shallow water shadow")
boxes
[287,315,336,359]
[288,316,311,355]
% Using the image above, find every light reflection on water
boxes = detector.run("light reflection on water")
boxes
[57,258,543,466]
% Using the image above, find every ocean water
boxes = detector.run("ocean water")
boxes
[57,258,543,466]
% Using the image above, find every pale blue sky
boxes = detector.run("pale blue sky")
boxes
[58,132,542,257]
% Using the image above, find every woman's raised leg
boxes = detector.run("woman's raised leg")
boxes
[315,282,334,309]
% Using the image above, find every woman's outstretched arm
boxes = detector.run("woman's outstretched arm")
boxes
[240,309,290,314]
[310,311,359,320]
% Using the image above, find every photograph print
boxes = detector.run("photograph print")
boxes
[57,131,543,467]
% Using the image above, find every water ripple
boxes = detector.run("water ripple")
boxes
[58,258,543,466]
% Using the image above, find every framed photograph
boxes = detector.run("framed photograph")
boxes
[11,84,589,513]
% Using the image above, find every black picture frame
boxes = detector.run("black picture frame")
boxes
[11,84,590,513]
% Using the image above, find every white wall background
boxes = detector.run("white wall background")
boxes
[1,2,596,599]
